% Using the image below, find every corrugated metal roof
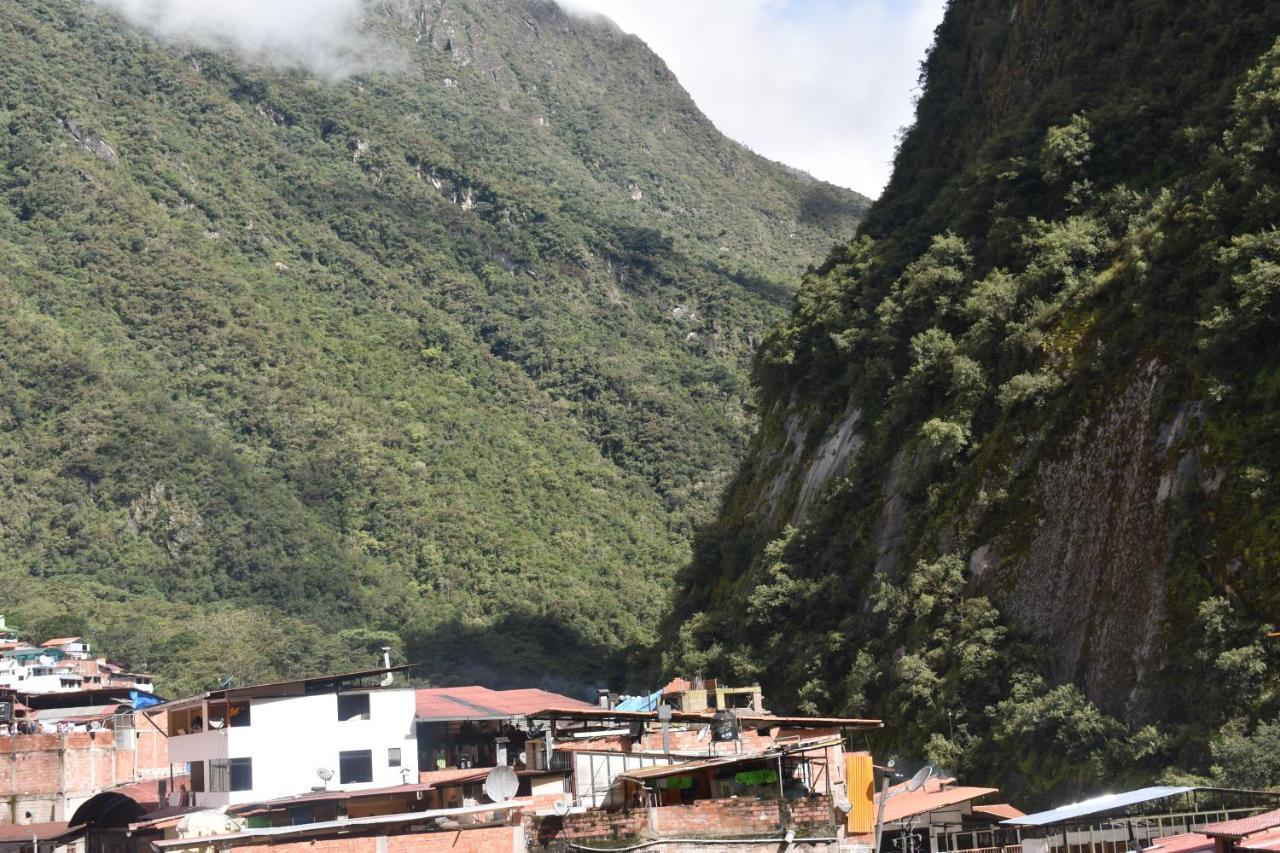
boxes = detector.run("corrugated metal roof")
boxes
[154,666,412,711]
[28,703,122,721]
[1003,787,1195,827]
[415,687,596,721]
[618,753,761,783]
[882,786,999,823]
[528,706,882,729]
[0,822,77,844]
[972,804,1026,821]
[149,803,526,849]
[1204,809,1280,838]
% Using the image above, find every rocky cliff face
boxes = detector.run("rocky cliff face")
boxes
[669,0,1280,795]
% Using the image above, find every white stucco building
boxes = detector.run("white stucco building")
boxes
[152,667,418,807]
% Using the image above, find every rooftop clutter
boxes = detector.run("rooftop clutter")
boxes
[14,667,1280,853]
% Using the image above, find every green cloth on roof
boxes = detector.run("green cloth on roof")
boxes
[734,768,778,786]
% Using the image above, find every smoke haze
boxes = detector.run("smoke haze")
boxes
[89,0,398,80]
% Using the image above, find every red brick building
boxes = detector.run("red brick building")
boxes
[0,711,168,824]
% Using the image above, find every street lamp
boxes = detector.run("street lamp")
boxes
[875,764,934,853]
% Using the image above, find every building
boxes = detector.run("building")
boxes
[614,677,765,714]
[0,696,169,824]
[0,638,154,697]
[1205,808,1280,853]
[525,706,880,813]
[41,640,92,662]
[149,667,419,808]
[874,775,1020,853]
[1005,787,1280,853]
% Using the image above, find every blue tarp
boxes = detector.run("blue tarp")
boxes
[615,689,661,712]
[130,689,164,710]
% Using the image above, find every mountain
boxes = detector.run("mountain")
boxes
[669,0,1280,801]
[0,0,867,696]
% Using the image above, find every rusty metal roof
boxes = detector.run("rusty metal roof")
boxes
[880,784,999,823]
[415,687,596,721]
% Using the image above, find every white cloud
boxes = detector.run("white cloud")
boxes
[90,0,398,81]
[558,0,947,196]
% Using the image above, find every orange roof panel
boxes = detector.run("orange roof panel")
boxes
[879,784,999,823]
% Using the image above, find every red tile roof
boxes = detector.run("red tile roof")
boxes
[1239,829,1280,852]
[1204,809,1280,839]
[1146,833,1215,853]
[415,686,596,720]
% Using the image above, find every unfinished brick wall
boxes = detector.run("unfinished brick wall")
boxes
[225,826,524,853]
[0,715,170,824]
[526,796,837,851]
[527,808,648,847]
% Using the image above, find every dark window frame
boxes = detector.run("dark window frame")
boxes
[337,693,371,722]
[339,749,373,784]
[229,757,253,792]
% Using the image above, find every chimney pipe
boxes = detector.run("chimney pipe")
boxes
[380,647,393,687]
[596,688,611,709]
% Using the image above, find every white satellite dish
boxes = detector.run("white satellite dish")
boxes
[834,792,854,813]
[316,767,335,788]
[553,798,572,816]
[484,765,519,803]
[905,765,933,793]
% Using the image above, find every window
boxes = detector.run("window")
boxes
[337,693,370,721]
[388,748,401,768]
[230,757,253,792]
[229,702,251,728]
[208,759,228,793]
[209,758,253,792]
[339,749,373,784]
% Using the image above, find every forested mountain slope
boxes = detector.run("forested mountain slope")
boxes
[0,0,867,695]
[670,0,1280,801]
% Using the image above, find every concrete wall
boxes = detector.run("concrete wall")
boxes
[171,689,418,806]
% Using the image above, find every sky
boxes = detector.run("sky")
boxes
[91,0,948,197]
[560,0,948,196]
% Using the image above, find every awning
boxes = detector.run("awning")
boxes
[1003,787,1195,827]
[619,753,772,784]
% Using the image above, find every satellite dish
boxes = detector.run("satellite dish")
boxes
[834,793,853,813]
[905,765,933,793]
[316,767,335,783]
[484,765,519,803]
[553,798,572,816]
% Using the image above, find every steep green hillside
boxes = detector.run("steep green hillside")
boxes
[671,0,1280,801]
[0,0,867,696]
